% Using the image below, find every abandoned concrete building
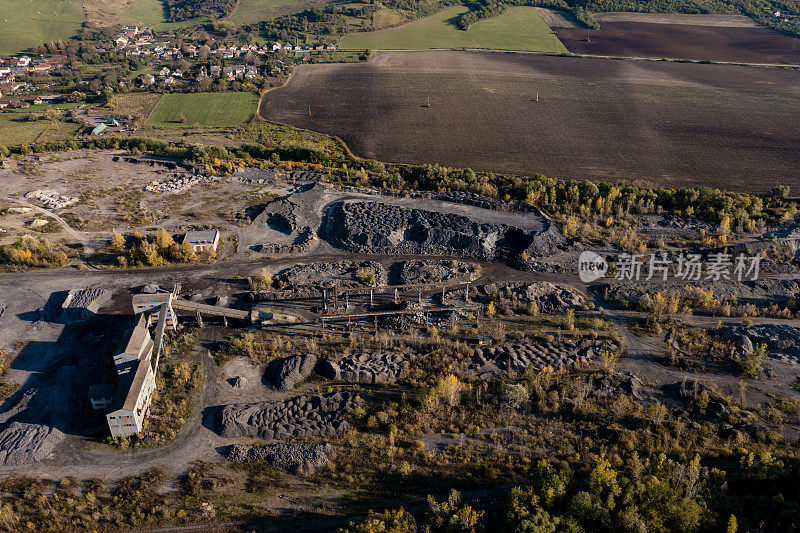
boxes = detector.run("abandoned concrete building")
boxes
[105,315,157,438]
[183,229,220,254]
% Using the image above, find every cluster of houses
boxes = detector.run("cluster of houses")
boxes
[111,24,336,63]
[0,55,65,99]
[140,63,276,86]
[0,94,68,110]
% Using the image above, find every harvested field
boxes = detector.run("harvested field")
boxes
[261,50,800,192]
[555,21,800,64]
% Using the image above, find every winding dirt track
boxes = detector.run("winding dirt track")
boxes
[261,50,800,192]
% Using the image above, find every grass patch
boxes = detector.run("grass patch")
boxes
[340,5,568,52]
[228,0,312,24]
[117,0,168,25]
[146,92,259,128]
[0,0,85,55]
[0,113,80,147]
[229,121,349,160]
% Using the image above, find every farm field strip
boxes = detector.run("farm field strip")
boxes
[554,19,800,65]
[340,5,568,53]
[260,50,800,193]
[592,12,759,27]
[146,92,259,128]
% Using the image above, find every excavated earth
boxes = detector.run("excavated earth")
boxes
[471,337,619,379]
[216,392,357,439]
[277,260,388,288]
[316,351,412,384]
[225,442,333,476]
[320,200,565,264]
[0,422,65,466]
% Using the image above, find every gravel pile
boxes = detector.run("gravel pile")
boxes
[508,282,585,312]
[24,189,77,209]
[316,351,410,384]
[321,201,562,262]
[253,227,317,257]
[265,354,318,390]
[277,260,387,288]
[226,443,333,476]
[397,260,479,285]
[601,279,800,308]
[145,174,215,194]
[217,392,357,439]
[0,422,64,466]
[722,324,800,364]
[471,338,618,379]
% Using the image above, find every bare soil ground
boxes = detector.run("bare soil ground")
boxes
[260,50,800,192]
[556,21,800,64]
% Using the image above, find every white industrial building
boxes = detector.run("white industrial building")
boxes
[105,315,157,438]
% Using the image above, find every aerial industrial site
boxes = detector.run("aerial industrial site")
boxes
[1,0,800,530]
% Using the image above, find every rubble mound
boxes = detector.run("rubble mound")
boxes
[277,261,387,288]
[722,324,800,364]
[0,422,65,466]
[226,443,333,476]
[265,354,318,390]
[321,201,562,262]
[471,338,618,379]
[508,282,585,312]
[217,392,357,439]
[601,279,800,309]
[396,260,480,285]
[317,351,410,384]
[24,189,77,209]
[144,174,214,194]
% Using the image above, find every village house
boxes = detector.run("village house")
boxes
[140,73,155,86]
[183,230,220,254]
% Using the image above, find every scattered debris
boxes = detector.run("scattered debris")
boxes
[226,442,333,476]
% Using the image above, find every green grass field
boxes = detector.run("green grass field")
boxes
[0,113,80,146]
[0,0,85,55]
[118,0,168,26]
[339,5,568,52]
[146,92,259,128]
[227,0,310,24]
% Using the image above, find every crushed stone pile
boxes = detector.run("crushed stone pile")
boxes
[144,174,215,194]
[601,278,800,308]
[0,422,64,466]
[226,442,333,476]
[506,282,585,312]
[722,324,800,364]
[397,260,480,285]
[217,392,357,439]
[24,189,77,209]
[321,201,562,262]
[265,354,318,391]
[317,351,410,384]
[471,338,618,379]
[277,260,387,289]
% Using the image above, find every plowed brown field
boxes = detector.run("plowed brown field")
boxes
[261,51,800,192]
[555,21,800,65]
